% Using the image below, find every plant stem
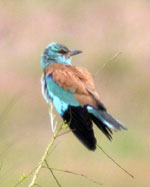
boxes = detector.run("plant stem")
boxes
[45,160,61,187]
[28,124,63,187]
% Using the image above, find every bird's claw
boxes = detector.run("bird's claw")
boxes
[62,121,69,129]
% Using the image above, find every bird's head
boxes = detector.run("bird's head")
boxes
[41,43,82,69]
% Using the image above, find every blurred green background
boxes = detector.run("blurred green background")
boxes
[0,0,150,186]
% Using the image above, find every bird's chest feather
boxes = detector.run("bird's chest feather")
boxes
[41,74,79,115]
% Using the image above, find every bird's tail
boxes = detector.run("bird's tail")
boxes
[87,106,127,140]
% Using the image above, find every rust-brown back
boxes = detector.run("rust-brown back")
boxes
[44,63,101,108]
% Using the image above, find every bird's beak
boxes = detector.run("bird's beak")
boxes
[70,50,82,56]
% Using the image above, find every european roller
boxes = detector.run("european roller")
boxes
[41,43,127,151]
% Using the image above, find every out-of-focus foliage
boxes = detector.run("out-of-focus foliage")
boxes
[0,0,150,186]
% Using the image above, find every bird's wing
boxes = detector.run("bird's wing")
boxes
[44,63,102,108]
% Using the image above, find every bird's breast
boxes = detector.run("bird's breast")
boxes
[41,74,80,115]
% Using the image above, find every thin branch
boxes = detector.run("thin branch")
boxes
[43,166,102,186]
[97,144,134,179]
[45,160,61,187]
[94,52,122,78]
[56,127,77,138]
[14,167,37,187]
[56,130,72,138]
[28,124,63,187]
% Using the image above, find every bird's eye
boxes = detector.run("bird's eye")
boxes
[59,49,67,54]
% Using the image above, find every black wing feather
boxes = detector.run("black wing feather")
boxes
[62,106,96,151]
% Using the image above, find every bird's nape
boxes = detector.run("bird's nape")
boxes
[41,43,82,69]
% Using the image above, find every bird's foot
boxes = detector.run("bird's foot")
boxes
[62,121,69,129]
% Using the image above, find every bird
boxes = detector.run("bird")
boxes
[41,42,127,151]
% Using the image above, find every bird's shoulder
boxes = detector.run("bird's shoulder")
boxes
[44,63,92,81]
[44,63,101,108]
[44,63,93,93]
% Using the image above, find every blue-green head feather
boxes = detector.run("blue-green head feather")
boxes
[41,42,82,69]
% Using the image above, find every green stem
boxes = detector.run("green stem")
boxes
[28,124,63,187]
